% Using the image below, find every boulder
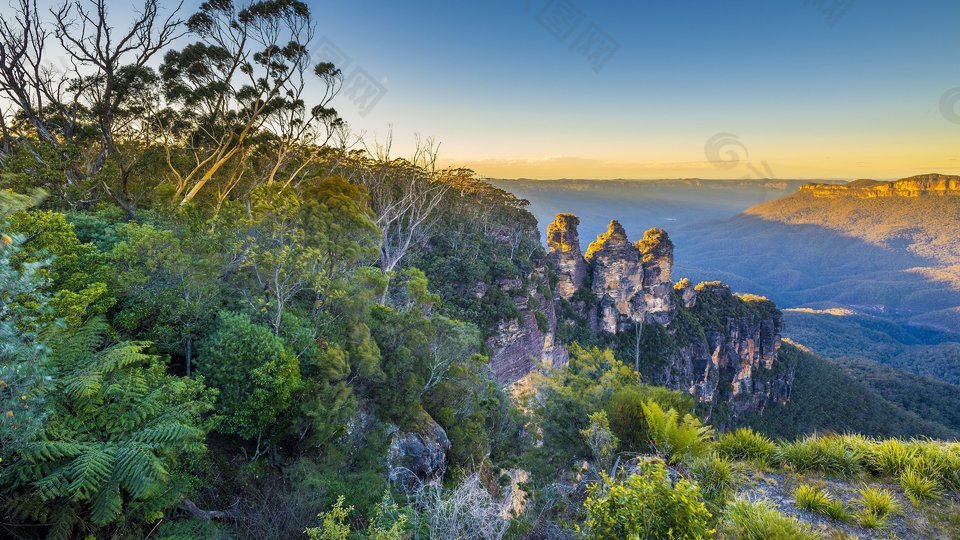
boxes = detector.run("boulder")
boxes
[387,414,451,491]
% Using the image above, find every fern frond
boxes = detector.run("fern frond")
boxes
[114,444,157,499]
[65,446,115,501]
[133,423,202,446]
[62,370,102,399]
[33,471,69,502]
[19,441,84,463]
[90,481,122,526]
[45,501,77,540]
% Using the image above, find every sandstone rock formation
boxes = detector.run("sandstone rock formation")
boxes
[636,227,674,325]
[546,214,586,300]
[542,213,793,424]
[681,283,788,420]
[580,220,676,332]
[586,220,643,333]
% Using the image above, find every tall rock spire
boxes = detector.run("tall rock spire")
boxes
[586,220,643,333]
[546,213,587,300]
[635,227,674,324]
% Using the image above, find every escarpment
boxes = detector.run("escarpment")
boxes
[799,173,960,198]
[540,214,794,424]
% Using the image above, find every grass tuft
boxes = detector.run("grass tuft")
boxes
[715,428,777,466]
[900,466,941,507]
[793,483,849,521]
[855,484,898,529]
[691,454,736,512]
[776,435,864,477]
[724,499,819,540]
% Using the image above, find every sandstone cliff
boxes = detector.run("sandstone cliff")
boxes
[800,173,960,198]
[486,261,568,382]
[543,214,794,424]
[546,213,587,300]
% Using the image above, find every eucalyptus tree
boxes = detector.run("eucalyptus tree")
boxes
[159,0,342,209]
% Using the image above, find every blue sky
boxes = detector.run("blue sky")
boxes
[75,0,955,178]
[305,0,960,179]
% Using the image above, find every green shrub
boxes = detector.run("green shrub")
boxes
[715,428,777,465]
[583,462,714,539]
[867,439,916,476]
[604,384,695,453]
[723,499,818,540]
[641,400,713,464]
[306,496,352,540]
[776,435,864,477]
[198,310,303,441]
[793,483,848,521]
[855,485,898,529]
[900,466,941,507]
[691,455,736,513]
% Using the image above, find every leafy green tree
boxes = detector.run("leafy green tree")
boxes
[159,0,341,207]
[6,209,113,328]
[582,463,714,540]
[109,221,223,374]
[243,179,378,334]
[1,319,214,539]
[528,344,639,472]
[278,311,355,451]
[197,311,302,454]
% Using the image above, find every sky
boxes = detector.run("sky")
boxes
[55,0,960,180]
[305,0,960,180]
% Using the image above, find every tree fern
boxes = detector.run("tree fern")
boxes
[1,318,215,538]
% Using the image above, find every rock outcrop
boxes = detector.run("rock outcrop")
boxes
[684,283,788,420]
[579,220,676,332]
[636,227,674,325]
[545,214,794,424]
[387,414,451,491]
[586,220,643,333]
[546,214,586,300]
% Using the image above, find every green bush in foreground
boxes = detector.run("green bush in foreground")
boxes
[641,400,713,464]
[715,428,777,466]
[724,499,818,540]
[583,462,713,539]
[856,485,898,529]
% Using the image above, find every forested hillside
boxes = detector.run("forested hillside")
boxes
[2,1,960,539]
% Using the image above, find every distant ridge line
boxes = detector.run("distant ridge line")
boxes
[800,173,960,198]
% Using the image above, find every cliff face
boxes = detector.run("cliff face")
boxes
[681,282,790,420]
[544,214,794,424]
[800,174,960,199]
[486,261,568,382]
